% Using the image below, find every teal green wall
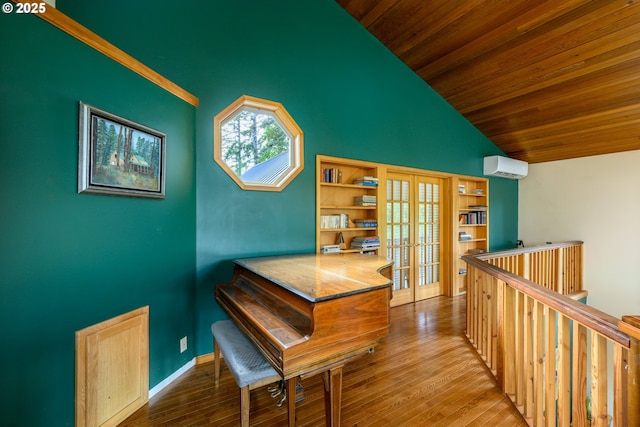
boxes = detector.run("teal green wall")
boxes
[0,10,196,427]
[3,0,517,425]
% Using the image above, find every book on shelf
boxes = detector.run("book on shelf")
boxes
[350,236,380,250]
[354,219,377,228]
[459,231,472,241]
[467,248,486,255]
[459,211,487,225]
[320,213,349,229]
[353,176,378,187]
[468,205,488,210]
[321,167,342,184]
[321,245,341,254]
[354,195,377,206]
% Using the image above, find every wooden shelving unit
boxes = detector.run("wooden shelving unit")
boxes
[316,156,381,254]
[453,177,489,295]
[316,155,490,300]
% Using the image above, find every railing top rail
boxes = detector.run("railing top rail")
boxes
[621,315,640,341]
[474,240,584,260]
[462,253,630,347]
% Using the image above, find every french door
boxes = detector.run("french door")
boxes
[386,172,443,306]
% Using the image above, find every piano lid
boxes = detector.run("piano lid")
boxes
[233,253,392,303]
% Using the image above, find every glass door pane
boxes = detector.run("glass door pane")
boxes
[386,173,414,306]
[415,177,443,301]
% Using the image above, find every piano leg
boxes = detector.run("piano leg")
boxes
[286,377,297,427]
[213,340,220,386]
[240,385,250,427]
[322,366,344,427]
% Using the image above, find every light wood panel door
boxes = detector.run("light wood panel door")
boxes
[414,176,443,300]
[386,173,413,306]
[76,306,149,427]
[385,173,443,306]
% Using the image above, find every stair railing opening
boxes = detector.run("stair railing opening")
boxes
[462,241,639,427]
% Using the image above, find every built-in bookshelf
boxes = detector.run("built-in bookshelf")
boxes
[316,155,490,300]
[316,156,380,254]
[453,177,489,295]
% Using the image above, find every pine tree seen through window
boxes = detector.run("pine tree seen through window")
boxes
[213,95,303,191]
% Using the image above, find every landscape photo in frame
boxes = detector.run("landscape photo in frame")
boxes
[78,102,166,198]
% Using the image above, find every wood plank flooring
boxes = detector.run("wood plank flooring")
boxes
[120,296,526,426]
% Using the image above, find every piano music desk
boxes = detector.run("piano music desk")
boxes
[216,253,393,427]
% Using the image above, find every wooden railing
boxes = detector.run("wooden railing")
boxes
[462,242,640,427]
[482,241,584,296]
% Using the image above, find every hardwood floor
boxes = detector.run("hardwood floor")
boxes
[120,296,526,426]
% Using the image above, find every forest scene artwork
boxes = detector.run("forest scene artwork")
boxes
[78,102,166,198]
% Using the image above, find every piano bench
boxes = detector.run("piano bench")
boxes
[211,320,281,427]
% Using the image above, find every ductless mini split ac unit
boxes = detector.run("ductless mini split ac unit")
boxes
[483,155,528,180]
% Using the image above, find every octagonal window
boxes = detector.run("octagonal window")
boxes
[214,95,304,191]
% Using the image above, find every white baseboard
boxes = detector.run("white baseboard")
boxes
[149,358,196,399]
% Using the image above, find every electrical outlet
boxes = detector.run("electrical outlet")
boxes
[180,336,187,353]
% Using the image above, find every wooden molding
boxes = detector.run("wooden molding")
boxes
[196,352,215,364]
[13,0,199,107]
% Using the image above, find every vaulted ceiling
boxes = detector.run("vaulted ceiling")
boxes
[336,0,640,164]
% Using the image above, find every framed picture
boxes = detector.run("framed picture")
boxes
[78,101,166,198]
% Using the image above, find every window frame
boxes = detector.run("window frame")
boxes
[213,95,304,191]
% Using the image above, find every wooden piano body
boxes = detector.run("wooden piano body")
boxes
[215,253,393,426]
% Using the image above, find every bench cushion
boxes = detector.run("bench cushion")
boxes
[211,320,279,388]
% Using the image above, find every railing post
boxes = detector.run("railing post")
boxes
[520,251,531,281]
[495,278,504,388]
[557,314,571,426]
[614,343,628,426]
[532,300,544,425]
[545,307,557,425]
[502,284,516,395]
[572,322,588,427]
[591,333,608,427]
[557,246,565,294]
[620,316,640,427]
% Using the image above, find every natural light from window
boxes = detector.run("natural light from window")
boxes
[213,95,303,191]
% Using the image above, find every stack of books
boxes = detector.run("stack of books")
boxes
[354,195,376,206]
[350,236,380,251]
[353,176,378,187]
[321,245,341,254]
[467,248,486,255]
[354,219,377,228]
[459,231,472,241]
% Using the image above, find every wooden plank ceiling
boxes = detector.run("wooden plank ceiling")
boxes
[336,0,640,164]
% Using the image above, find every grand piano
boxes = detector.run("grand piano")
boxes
[215,253,393,426]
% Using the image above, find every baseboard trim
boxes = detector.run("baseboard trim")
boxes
[147,352,215,399]
[196,352,214,364]
[149,358,195,399]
